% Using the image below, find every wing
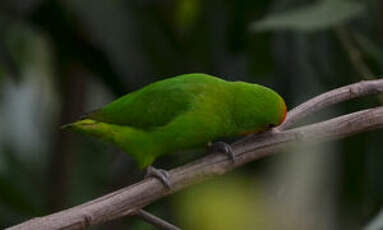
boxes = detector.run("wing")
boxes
[87,74,222,130]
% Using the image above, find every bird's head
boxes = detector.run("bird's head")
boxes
[232,81,287,135]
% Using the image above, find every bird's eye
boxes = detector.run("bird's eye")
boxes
[268,124,275,128]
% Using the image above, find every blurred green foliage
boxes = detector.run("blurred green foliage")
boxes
[0,0,382,229]
[252,0,365,32]
[174,173,275,230]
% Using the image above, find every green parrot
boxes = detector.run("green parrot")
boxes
[63,73,287,186]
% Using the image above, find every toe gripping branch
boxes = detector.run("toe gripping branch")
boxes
[208,141,236,162]
[145,166,171,188]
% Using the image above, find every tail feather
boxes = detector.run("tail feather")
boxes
[60,123,75,130]
[60,119,158,169]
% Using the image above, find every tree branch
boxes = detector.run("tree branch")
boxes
[278,79,383,130]
[7,79,383,230]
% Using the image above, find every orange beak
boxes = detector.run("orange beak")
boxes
[280,103,288,124]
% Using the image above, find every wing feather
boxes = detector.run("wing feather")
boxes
[87,74,219,130]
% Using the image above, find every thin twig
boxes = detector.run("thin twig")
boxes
[6,79,383,230]
[135,210,181,230]
[334,27,383,104]
[335,26,374,79]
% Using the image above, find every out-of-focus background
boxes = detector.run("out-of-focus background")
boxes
[0,0,382,229]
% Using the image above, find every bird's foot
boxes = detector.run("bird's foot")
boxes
[207,141,236,162]
[145,166,171,189]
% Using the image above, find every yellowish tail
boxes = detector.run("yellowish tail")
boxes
[61,119,158,169]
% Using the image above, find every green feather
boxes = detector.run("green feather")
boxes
[64,73,286,169]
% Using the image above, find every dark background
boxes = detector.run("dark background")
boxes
[0,0,382,229]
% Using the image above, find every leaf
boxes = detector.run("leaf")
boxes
[251,0,365,32]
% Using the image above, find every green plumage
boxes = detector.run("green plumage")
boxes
[64,73,287,168]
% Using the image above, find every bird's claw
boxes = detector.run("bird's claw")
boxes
[145,166,171,189]
[208,141,236,162]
